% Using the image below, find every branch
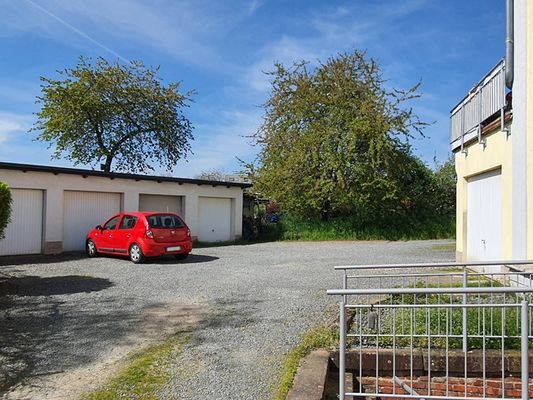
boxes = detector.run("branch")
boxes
[86,111,108,153]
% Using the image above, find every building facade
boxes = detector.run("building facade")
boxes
[0,162,250,256]
[452,0,532,262]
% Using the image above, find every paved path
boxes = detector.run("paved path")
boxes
[0,240,454,399]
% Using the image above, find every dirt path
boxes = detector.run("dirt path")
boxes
[1,303,206,400]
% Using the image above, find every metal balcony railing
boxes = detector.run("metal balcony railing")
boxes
[450,59,508,152]
[328,260,533,400]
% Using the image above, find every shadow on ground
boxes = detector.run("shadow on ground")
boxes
[0,252,219,267]
[0,275,134,393]
[0,275,113,296]
[0,252,87,267]
[150,254,219,264]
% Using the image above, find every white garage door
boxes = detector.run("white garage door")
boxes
[0,189,43,256]
[139,194,183,215]
[467,170,502,261]
[63,191,121,251]
[198,197,232,242]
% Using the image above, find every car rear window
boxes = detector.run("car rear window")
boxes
[147,214,185,229]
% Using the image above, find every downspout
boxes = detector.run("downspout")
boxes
[505,0,514,89]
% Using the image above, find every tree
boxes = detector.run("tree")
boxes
[252,51,427,220]
[0,182,12,239]
[431,156,456,217]
[196,169,227,181]
[33,57,194,173]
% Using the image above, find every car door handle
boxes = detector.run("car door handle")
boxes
[127,233,131,237]
[109,234,113,238]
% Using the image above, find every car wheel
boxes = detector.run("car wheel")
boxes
[129,243,145,264]
[174,253,189,261]
[86,239,98,257]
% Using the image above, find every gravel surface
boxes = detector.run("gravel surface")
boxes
[0,240,454,399]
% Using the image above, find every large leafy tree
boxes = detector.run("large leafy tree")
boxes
[196,169,227,181]
[33,57,194,173]
[430,156,456,217]
[252,51,428,220]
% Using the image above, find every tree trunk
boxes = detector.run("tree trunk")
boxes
[320,199,331,221]
[103,155,113,173]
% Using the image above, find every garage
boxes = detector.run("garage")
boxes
[0,189,43,256]
[139,194,183,215]
[467,169,502,261]
[198,197,232,242]
[63,191,121,251]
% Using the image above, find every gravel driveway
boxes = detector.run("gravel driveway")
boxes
[0,240,454,400]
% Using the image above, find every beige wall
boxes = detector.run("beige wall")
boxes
[0,168,245,253]
[527,0,533,258]
[455,127,513,261]
[455,0,533,261]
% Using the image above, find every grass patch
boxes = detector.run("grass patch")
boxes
[435,266,463,272]
[354,280,525,351]
[275,325,338,400]
[82,333,189,400]
[372,300,525,350]
[273,215,455,242]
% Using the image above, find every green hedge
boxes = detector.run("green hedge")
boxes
[270,214,455,241]
[0,182,12,239]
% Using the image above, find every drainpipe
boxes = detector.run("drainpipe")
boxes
[505,0,514,89]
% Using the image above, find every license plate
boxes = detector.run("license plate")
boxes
[167,246,181,252]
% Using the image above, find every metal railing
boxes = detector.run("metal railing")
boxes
[327,261,533,400]
[450,59,508,152]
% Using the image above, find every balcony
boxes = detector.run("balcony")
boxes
[450,59,509,152]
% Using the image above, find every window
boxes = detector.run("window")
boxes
[103,215,120,230]
[147,214,184,228]
[119,215,137,230]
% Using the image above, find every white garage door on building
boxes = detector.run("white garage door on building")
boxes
[139,194,183,215]
[0,189,43,256]
[63,191,121,251]
[198,197,232,242]
[467,169,502,262]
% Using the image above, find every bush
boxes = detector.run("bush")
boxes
[277,214,455,241]
[0,182,12,239]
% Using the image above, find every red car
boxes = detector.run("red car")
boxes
[86,212,192,263]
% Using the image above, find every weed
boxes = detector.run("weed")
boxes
[82,333,189,400]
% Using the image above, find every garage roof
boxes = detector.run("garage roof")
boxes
[0,162,252,189]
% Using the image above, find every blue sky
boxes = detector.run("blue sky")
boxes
[0,0,505,178]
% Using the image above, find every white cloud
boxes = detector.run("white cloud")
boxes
[172,108,261,177]
[242,36,322,94]
[3,0,245,68]
[0,112,32,144]
[245,0,262,17]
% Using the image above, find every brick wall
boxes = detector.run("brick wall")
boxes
[358,375,533,399]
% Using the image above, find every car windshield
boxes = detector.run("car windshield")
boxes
[147,214,185,229]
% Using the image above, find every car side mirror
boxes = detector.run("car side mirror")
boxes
[96,225,102,230]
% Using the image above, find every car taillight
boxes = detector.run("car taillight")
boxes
[187,228,191,237]
[146,229,154,239]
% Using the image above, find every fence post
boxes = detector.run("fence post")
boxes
[339,298,346,400]
[463,267,468,353]
[521,300,529,400]
[343,270,348,305]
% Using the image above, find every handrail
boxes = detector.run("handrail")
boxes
[334,259,533,271]
[329,260,533,400]
[327,286,533,296]
[450,59,508,150]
